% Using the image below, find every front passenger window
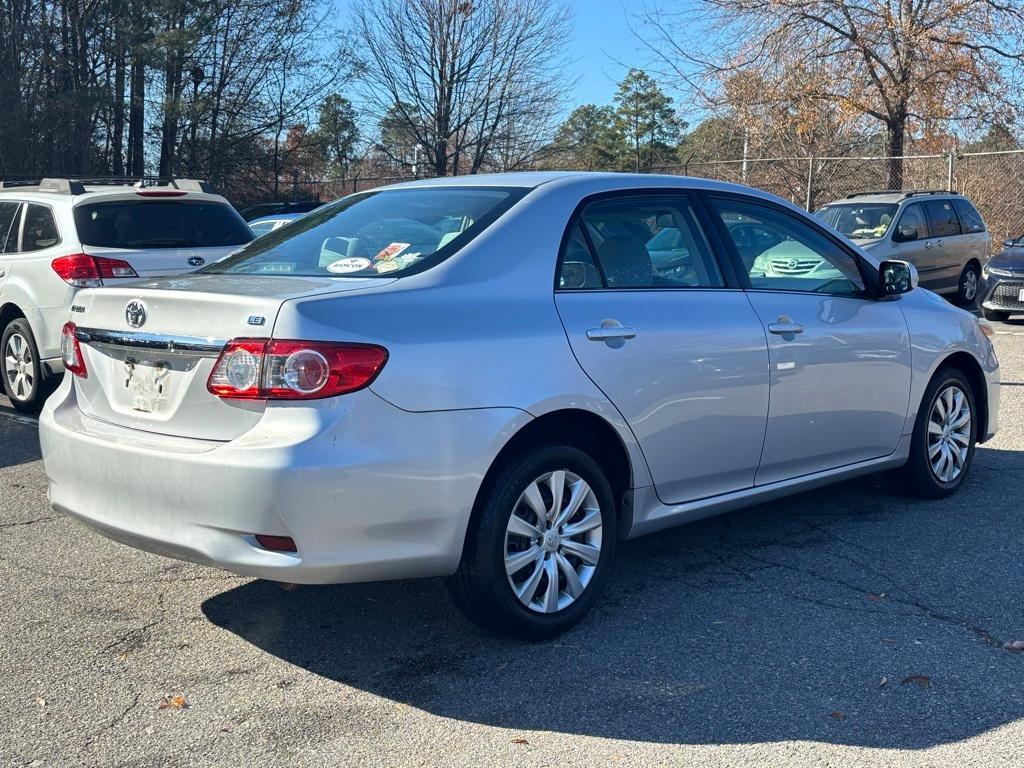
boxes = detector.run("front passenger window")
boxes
[710,198,865,296]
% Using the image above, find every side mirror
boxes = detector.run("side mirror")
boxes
[895,225,918,242]
[879,259,918,296]
[1004,238,1015,248]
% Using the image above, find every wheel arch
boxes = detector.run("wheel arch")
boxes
[467,409,637,553]
[935,350,988,441]
[0,301,25,331]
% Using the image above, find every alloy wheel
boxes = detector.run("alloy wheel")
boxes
[927,384,971,483]
[962,269,978,302]
[3,332,35,402]
[503,469,603,614]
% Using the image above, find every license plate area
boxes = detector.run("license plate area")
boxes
[123,357,172,413]
[1018,288,1024,302]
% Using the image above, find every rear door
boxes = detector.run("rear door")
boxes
[554,192,770,505]
[72,196,253,276]
[922,198,965,290]
[705,194,911,485]
[0,201,22,289]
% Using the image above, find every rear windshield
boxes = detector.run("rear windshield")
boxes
[74,200,253,249]
[815,203,898,239]
[203,186,524,278]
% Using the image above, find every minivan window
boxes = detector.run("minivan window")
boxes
[205,187,523,278]
[74,200,252,249]
[0,202,20,252]
[923,199,962,238]
[815,203,897,239]
[21,204,60,252]
[952,199,985,233]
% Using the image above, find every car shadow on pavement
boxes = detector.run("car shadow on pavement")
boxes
[203,446,1024,749]
[0,412,41,469]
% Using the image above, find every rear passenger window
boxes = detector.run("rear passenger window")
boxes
[571,196,723,289]
[924,200,962,238]
[0,202,20,252]
[558,223,602,289]
[21,204,59,252]
[952,199,985,233]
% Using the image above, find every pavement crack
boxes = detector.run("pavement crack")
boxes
[0,515,58,529]
[80,691,141,754]
[102,593,167,655]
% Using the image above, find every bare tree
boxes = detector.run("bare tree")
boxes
[639,0,1024,187]
[352,0,570,176]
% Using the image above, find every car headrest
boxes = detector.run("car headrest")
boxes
[597,236,653,287]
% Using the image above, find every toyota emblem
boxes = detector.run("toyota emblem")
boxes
[187,256,205,267]
[125,300,147,328]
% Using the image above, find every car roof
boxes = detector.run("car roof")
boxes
[379,171,802,207]
[250,212,303,224]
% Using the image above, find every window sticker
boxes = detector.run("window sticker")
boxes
[326,257,371,274]
[375,242,411,261]
[375,260,400,274]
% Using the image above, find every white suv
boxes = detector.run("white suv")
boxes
[0,178,252,411]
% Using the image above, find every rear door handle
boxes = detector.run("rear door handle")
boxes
[586,326,637,341]
[768,319,804,335]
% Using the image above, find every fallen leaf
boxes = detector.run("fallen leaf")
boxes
[830,711,844,720]
[144,726,154,735]
[1003,640,1024,651]
[879,676,888,687]
[220,723,234,733]
[35,697,46,707]
[512,738,529,745]
[117,653,129,662]
[901,674,931,688]
[158,694,189,710]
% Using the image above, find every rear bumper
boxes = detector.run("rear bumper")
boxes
[40,378,528,584]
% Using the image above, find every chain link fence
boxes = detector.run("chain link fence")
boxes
[655,150,1024,247]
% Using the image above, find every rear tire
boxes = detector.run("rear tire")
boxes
[955,262,980,307]
[894,367,977,499]
[447,445,617,640]
[1,318,47,413]
[982,307,1010,322]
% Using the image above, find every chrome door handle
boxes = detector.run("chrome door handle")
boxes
[768,320,804,335]
[586,326,637,341]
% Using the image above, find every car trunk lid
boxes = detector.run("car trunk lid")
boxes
[70,274,393,440]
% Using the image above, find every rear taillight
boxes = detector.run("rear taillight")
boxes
[207,339,388,400]
[52,254,138,287]
[61,322,87,378]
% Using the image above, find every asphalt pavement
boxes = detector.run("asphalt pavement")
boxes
[2,319,1024,767]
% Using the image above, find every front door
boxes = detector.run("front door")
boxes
[707,195,912,485]
[554,193,770,505]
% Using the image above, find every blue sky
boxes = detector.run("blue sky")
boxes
[333,0,666,112]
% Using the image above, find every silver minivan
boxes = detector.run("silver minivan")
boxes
[815,190,989,305]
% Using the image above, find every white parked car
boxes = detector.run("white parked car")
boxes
[40,173,999,639]
[0,178,252,410]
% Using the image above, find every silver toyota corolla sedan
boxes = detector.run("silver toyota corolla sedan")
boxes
[39,173,1000,639]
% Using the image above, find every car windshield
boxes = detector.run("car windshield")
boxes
[815,203,898,239]
[74,199,253,248]
[204,186,523,278]
[249,220,279,237]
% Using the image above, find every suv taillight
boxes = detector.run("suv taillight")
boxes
[52,254,138,287]
[61,322,87,378]
[207,339,388,400]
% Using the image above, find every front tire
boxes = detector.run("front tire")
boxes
[955,262,980,307]
[1,318,47,413]
[896,367,977,499]
[448,445,617,640]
